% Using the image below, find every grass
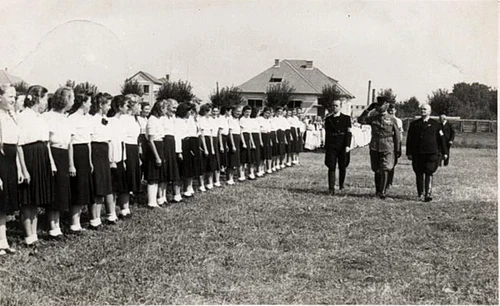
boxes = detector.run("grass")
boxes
[0,146,497,305]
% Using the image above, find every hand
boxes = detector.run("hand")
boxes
[0,178,3,190]
[260,142,264,147]
[242,143,247,149]
[178,153,183,160]
[443,154,448,160]
[396,151,402,158]
[155,158,161,167]
[90,163,94,173]
[110,162,117,169]
[448,141,453,145]
[345,147,351,153]
[123,162,126,171]
[251,144,256,150]
[232,145,236,151]
[407,154,412,160]
[220,146,224,153]
[211,149,215,155]
[69,165,77,177]
[367,103,377,111]
[204,149,209,156]
[51,164,57,175]
[23,170,31,184]
[17,172,24,184]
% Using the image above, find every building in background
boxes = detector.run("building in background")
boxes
[126,71,164,105]
[237,59,355,116]
[0,68,24,84]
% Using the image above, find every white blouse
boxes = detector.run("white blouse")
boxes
[258,116,271,133]
[216,116,229,136]
[185,117,199,138]
[18,108,49,145]
[44,111,74,148]
[121,114,141,145]
[239,117,254,133]
[90,114,113,143]
[0,110,19,144]
[269,117,279,132]
[146,115,164,141]
[163,116,182,153]
[137,116,148,135]
[68,113,92,144]
[228,117,241,134]
[108,117,126,163]
[198,116,213,136]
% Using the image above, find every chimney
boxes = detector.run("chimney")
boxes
[274,59,280,67]
[166,74,170,81]
[306,60,313,69]
[4,67,7,71]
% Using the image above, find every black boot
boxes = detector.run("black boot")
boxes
[424,174,433,202]
[416,172,424,200]
[374,172,381,197]
[328,169,335,195]
[386,169,394,190]
[379,171,389,199]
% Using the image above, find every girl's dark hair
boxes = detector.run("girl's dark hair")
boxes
[108,95,129,117]
[140,102,150,110]
[90,92,112,115]
[67,93,90,115]
[275,106,284,112]
[24,85,48,108]
[150,99,167,118]
[263,107,273,114]
[175,102,191,119]
[250,107,259,118]
[220,105,229,116]
[50,87,73,111]
[198,103,212,116]
[242,105,252,113]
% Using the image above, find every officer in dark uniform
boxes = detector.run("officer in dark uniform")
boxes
[439,114,455,166]
[358,96,401,199]
[323,100,352,195]
[406,103,448,202]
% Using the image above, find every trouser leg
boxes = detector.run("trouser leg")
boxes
[424,174,433,200]
[338,151,347,190]
[328,169,335,193]
[380,171,389,197]
[416,172,424,196]
[374,172,381,194]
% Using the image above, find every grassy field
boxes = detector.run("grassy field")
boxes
[0,146,497,305]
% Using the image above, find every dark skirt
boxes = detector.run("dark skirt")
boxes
[240,133,255,165]
[285,130,293,154]
[200,136,218,172]
[295,128,303,153]
[70,144,94,206]
[50,147,71,212]
[125,144,142,192]
[212,136,221,171]
[270,131,278,157]
[277,130,286,159]
[144,140,165,183]
[18,141,53,207]
[219,135,229,168]
[180,137,203,179]
[290,127,298,153]
[139,133,148,173]
[91,142,113,197]
[0,144,19,213]
[111,161,128,193]
[261,133,272,160]
[227,134,241,169]
[163,135,180,182]
[251,133,262,165]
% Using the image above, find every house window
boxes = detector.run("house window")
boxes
[287,100,302,109]
[270,78,282,83]
[248,99,263,108]
[143,85,150,94]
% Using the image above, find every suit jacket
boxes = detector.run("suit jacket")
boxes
[358,111,401,153]
[441,121,455,143]
[324,113,352,151]
[406,118,447,156]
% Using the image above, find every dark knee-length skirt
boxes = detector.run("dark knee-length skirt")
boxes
[228,134,241,169]
[50,147,71,212]
[240,133,255,165]
[261,133,272,160]
[201,135,217,172]
[295,128,303,153]
[71,144,94,206]
[125,144,142,192]
[251,133,262,165]
[163,135,180,182]
[270,131,278,157]
[18,141,53,207]
[277,130,286,158]
[219,135,229,168]
[91,142,113,197]
[111,161,128,193]
[0,144,19,213]
[144,140,165,183]
[285,129,293,154]
[180,137,203,179]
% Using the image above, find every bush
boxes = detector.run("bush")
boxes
[157,79,195,103]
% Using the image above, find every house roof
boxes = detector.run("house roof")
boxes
[0,70,23,84]
[128,71,163,85]
[237,59,355,99]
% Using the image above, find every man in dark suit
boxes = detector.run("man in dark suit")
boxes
[323,100,352,195]
[439,114,455,166]
[358,97,401,199]
[406,103,448,202]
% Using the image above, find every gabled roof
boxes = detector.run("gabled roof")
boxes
[0,70,23,84]
[128,71,163,85]
[238,59,355,99]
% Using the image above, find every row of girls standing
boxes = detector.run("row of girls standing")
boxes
[0,83,148,254]
[141,100,305,207]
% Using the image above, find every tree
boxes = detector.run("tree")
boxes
[156,79,195,103]
[209,85,244,108]
[65,79,76,89]
[13,81,30,95]
[318,84,343,107]
[265,81,295,108]
[428,89,459,116]
[396,96,420,118]
[121,79,144,96]
[74,82,99,97]
[377,88,397,104]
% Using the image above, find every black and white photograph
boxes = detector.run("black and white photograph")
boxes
[0,0,497,304]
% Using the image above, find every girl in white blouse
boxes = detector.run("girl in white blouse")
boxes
[198,104,216,190]
[211,105,225,187]
[259,107,273,174]
[250,108,264,177]
[44,86,75,239]
[88,93,114,229]
[0,84,22,255]
[163,99,183,203]
[17,85,54,246]
[269,109,279,172]
[239,105,256,180]
[227,105,243,185]
[67,93,94,233]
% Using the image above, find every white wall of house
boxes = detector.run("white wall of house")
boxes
[129,74,161,106]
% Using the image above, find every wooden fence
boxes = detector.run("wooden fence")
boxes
[402,118,497,133]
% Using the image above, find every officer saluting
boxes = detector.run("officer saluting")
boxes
[358,96,401,199]
[406,103,448,202]
[323,100,352,195]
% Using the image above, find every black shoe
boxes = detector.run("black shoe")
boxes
[47,234,66,242]
[379,193,386,200]
[89,224,103,231]
[329,190,335,196]
[105,219,118,225]
[424,196,433,202]
[118,214,132,220]
[68,229,85,236]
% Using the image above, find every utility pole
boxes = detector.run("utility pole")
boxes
[372,89,376,103]
[367,80,371,106]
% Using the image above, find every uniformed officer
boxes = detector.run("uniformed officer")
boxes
[323,100,352,195]
[439,114,455,166]
[406,103,448,202]
[386,104,403,190]
[358,96,401,199]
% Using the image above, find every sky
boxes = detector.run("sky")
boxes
[0,0,497,104]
